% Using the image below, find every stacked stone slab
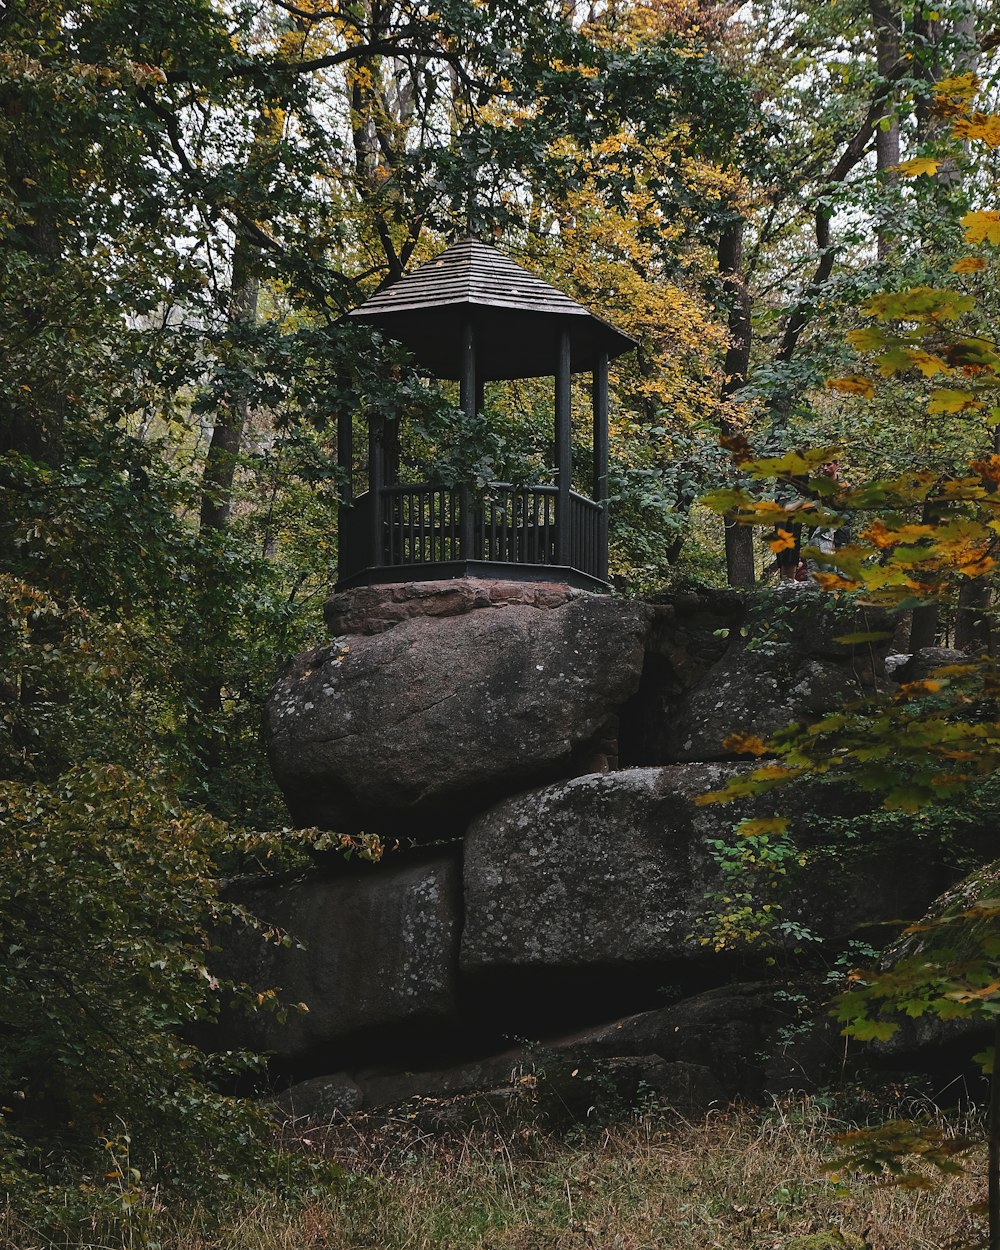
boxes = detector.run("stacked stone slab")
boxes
[214,580,965,1118]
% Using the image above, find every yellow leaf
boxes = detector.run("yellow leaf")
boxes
[927,388,982,414]
[952,256,988,273]
[722,733,770,757]
[861,520,933,549]
[904,349,951,378]
[969,454,1000,483]
[769,529,797,553]
[845,327,887,351]
[893,156,940,177]
[961,210,1000,247]
[934,72,980,102]
[825,375,875,399]
[813,572,861,591]
[899,680,943,695]
[736,817,790,838]
[953,115,1000,149]
[861,286,973,322]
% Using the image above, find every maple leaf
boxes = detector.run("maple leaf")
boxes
[970,455,1000,483]
[769,529,796,553]
[934,72,980,102]
[722,732,770,757]
[951,256,988,273]
[861,520,933,549]
[894,156,940,177]
[953,114,1000,149]
[927,388,982,414]
[743,447,842,477]
[944,339,1000,370]
[825,375,874,398]
[905,349,951,378]
[845,327,887,351]
[812,572,861,591]
[961,210,1000,246]
[876,347,918,377]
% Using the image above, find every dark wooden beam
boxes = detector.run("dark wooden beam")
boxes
[555,327,572,566]
[337,410,354,506]
[592,353,608,503]
[592,351,609,582]
[336,409,354,583]
[459,318,477,559]
[367,411,384,568]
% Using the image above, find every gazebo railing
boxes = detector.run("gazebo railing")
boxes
[338,482,606,585]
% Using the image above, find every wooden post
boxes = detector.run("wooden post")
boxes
[368,411,384,568]
[337,410,354,507]
[459,318,476,560]
[336,409,353,583]
[555,327,572,566]
[592,351,609,581]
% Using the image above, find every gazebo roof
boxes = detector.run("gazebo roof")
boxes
[348,236,636,380]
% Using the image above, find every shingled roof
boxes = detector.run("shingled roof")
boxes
[349,236,635,380]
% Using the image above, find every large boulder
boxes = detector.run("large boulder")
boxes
[461,765,733,973]
[865,857,1000,1076]
[461,764,955,980]
[559,981,837,1098]
[618,589,745,766]
[215,855,461,1064]
[271,1052,724,1126]
[266,580,649,834]
[667,591,889,762]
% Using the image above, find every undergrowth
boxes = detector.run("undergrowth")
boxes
[1,1096,984,1250]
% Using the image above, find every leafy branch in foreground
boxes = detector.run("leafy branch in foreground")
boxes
[0,764,336,1238]
[702,72,1000,1235]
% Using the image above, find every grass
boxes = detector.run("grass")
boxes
[3,1095,986,1250]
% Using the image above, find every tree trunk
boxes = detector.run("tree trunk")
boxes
[870,0,901,260]
[724,519,757,586]
[718,218,756,587]
[199,256,259,534]
[908,602,939,650]
[954,578,992,651]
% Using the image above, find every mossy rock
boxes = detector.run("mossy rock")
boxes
[785,1232,865,1250]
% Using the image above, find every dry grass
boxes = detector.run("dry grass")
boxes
[4,1097,986,1250]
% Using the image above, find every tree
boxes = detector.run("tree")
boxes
[701,69,1000,1246]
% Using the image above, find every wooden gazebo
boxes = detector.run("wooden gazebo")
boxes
[337,237,635,591]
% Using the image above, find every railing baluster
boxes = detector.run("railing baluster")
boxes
[409,493,414,562]
[340,480,604,584]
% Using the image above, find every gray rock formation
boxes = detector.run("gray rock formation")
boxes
[562,982,829,1098]
[461,765,737,973]
[462,765,950,977]
[217,856,461,1062]
[896,646,969,683]
[267,582,649,833]
[270,1073,364,1123]
[270,1051,724,1126]
[867,857,999,1070]
[235,581,973,1116]
[668,591,888,761]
